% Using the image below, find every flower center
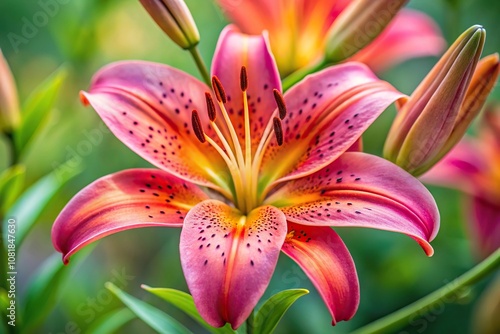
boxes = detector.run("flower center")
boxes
[191,66,287,214]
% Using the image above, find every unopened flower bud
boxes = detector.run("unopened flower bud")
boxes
[325,0,408,63]
[384,25,496,176]
[139,0,200,50]
[0,49,20,133]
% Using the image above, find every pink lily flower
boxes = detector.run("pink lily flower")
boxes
[216,0,445,75]
[52,26,439,328]
[422,106,500,258]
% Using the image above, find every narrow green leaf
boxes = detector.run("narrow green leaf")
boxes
[142,286,235,334]
[84,308,135,334]
[22,248,93,332]
[0,165,25,215]
[3,165,81,247]
[106,282,192,334]
[252,289,309,334]
[15,67,67,152]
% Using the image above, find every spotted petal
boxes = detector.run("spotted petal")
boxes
[52,169,207,264]
[266,152,439,256]
[180,200,287,329]
[81,61,231,194]
[351,10,446,72]
[281,223,359,325]
[211,25,281,154]
[259,63,405,192]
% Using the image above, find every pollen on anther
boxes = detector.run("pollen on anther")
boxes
[212,76,227,103]
[240,66,248,92]
[273,117,284,146]
[191,110,206,143]
[205,93,217,121]
[273,89,287,120]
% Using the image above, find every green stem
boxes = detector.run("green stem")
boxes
[188,46,211,86]
[282,58,329,91]
[445,0,462,40]
[5,131,18,166]
[352,249,500,334]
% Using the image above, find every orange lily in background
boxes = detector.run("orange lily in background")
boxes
[423,106,500,258]
[216,0,445,76]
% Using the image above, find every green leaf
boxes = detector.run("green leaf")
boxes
[15,67,67,153]
[0,164,25,215]
[106,282,192,334]
[22,248,93,333]
[84,308,135,334]
[3,165,81,247]
[252,289,309,334]
[142,286,235,334]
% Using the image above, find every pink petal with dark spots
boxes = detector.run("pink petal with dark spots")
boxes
[259,63,404,191]
[81,61,231,193]
[52,169,207,264]
[180,200,287,329]
[266,152,439,256]
[282,223,359,325]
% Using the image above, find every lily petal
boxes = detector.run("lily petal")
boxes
[180,199,287,329]
[351,10,446,72]
[281,223,359,325]
[266,152,439,256]
[216,1,348,75]
[259,62,404,191]
[421,138,486,197]
[52,169,207,264]
[81,61,230,193]
[470,196,500,258]
[211,26,281,153]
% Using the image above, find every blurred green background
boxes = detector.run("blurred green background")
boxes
[1,0,499,333]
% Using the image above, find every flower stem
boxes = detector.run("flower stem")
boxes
[189,46,211,86]
[282,58,329,91]
[5,131,19,166]
[351,248,500,334]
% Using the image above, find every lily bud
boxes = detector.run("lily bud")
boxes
[139,0,200,50]
[0,49,20,133]
[325,0,408,63]
[384,25,496,176]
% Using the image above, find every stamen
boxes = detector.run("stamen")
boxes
[211,76,245,170]
[241,67,252,210]
[240,66,248,92]
[273,89,287,120]
[205,92,217,121]
[191,110,206,143]
[273,117,284,146]
[212,76,227,103]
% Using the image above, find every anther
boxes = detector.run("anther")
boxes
[273,117,284,146]
[205,92,217,121]
[240,66,248,92]
[191,110,206,143]
[212,76,227,103]
[273,89,287,120]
